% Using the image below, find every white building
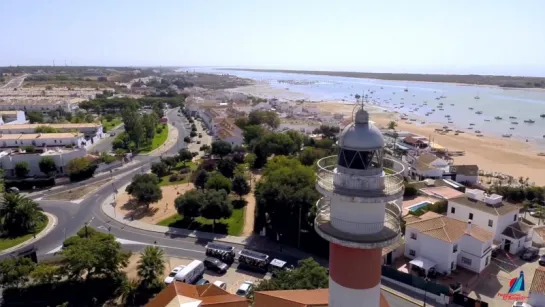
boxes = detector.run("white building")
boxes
[0,111,27,125]
[212,118,243,146]
[251,102,272,112]
[449,165,479,184]
[447,189,528,254]
[0,148,87,177]
[404,212,494,274]
[0,123,104,145]
[0,133,87,149]
[528,267,545,307]
[410,152,449,178]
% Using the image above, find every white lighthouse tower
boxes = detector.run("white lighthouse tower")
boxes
[314,104,405,307]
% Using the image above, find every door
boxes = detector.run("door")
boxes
[386,252,393,265]
[504,240,511,252]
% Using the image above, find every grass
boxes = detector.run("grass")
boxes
[158,161,198,186]
[140,124,168,153]
[43,179,111,201]
[0,214,48,251]
[101,118,122,131]
[157,207,245,236]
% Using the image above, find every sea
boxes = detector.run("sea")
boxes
[189,67,545,148]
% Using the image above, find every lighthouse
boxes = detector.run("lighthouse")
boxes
[314,105,404,307]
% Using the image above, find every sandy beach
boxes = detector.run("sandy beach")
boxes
[233,83,545,186]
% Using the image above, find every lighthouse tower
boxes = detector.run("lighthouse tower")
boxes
[314,104,404,307]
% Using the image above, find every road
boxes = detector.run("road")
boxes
[5,107,420,306]
[87,124,125,153]
[1,74,26,88]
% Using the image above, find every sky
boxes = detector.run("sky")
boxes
[1,0,545,76]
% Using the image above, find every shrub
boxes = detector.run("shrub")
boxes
[404,184,418,197]
[179,167,191,174]
[169,173,185,182]
[156,127,163,134]
[22,145,36,153]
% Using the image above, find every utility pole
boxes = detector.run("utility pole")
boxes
[297,205,302,249]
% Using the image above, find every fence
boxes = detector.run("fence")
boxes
[381,265,451,296]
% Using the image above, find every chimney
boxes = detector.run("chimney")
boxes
[466,220,472,233]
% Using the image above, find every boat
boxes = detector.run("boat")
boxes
[541,114,545,118]
[477,134,483,137]
[524,119,535,124]
[494,116,502,120]
[455,130,464,133]
[502,134,512,138]
[474,95,480,100]
[511,121,519,124]
[469,123,475,126]
[476,111,483,115]
[469,107,474,110]
[445,115,450,118]
[421,121,426,124]
[404,88,408,92]
[448,121,454,123]
[468,127,473,130]
[475,130,481,133]
[432,109,436,111]
[439,108,444,110]
[450,104,455,106]
[510,127,515,130]
[484,119,490,122]
[509,116,517,119]
[442,126,449,129]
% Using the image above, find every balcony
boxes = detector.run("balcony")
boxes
[316,156,405,200]
[314,197,402,249]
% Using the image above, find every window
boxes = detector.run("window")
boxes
[410,233,417,240]
[461,257,472,265]
[485,256,490,266]
[469,213,473,220]
[514,214,518,221]
[451,207,455,214]
[453,244,458,253]
[409,249,416,256]
[488,219,493,227]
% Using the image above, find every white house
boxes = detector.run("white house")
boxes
[410,152,449,179]
[404,212,494,274]
[0,133,87,149]
[447,189,528,254]
[528,267,545,307]
[0,123,103,137]
[449,165,479,184]
[0,111,27,125]
[251,102,272,112]
[0,148,87,177]
[212,118,243,146]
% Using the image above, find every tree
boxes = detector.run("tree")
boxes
[244,153,257,168]
[190,131,197,137]
[387,120,397,130]
[137,246,165,289]
[217,159,237,178]
[126,173,161,194]
[200,190,232,231]
[118,278,139,306]
[14,161,30,178]
[0,257,36,288]
[175,189,204,220]
[299,147,326,166]
[26,111,44,123]
[151,161,169,177]
[205,172,232,193]
[162,156,178,171]
[243,125,266,145]
[0,193,44,236]
[39,156,57,176]
[59,227,130,280]
[178,149,193,165]
[130,182,163,209]
[35,125,59,133]
[184,136,191,143]
[253,258,328,292]
[199,144,211,152]
[67,157,97,181]
[211,140,232,158]
[30,263,60,284]
[232,175,251,199]
[194,170,209,189]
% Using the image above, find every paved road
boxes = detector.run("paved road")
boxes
[87,124,125,153]
[9,107,420,306]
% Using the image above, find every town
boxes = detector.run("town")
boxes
[0,65,544,307]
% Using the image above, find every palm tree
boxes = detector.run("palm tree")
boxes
[117,278,139,306]
[137,246,166,288]
[0,193,44,236]
[387,120,397,130]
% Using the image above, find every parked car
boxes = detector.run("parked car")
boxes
[520,247,539,261]
[539,255,545,266]
[164,265,186,284]
[512,301,532,307]
[213,280,227,290]
[195,278,210,285]
[236,281,254,297]
[204,257,228,273]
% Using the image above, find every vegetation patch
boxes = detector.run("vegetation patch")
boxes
[0,212,47,251]
[157,207,245,236]
[158,161,198,186]
[101,117,122,132]
[139,124,168,153]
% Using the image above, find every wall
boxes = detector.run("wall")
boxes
[455,174,478,184]
[1,136,84,148]
[404,229,456,274]
[457,235,491,273]
[0,149,86,176]
[528,293,545,306]
[381,276,450,305]
[447,201,500,239]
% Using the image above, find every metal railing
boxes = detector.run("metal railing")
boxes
[316,156,405,196]
[314,198,402,245]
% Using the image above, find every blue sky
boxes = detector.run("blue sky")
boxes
[1,0,544,76]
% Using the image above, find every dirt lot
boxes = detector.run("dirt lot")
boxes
[241,172,261,236]
[115,183,194,224]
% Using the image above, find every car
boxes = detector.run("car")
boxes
[195,278,210,285]
[512,301,532,307]
[520,247,539,261]
[236,281,254,297]
[110,132,116,137]
[539,255,545,266]
[197,141,201,144]
[204,257,228,273]
[7,187,20,194]
[164,265,186,284]
[213,280,227,290]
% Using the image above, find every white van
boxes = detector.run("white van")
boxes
[174,260,205,284]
